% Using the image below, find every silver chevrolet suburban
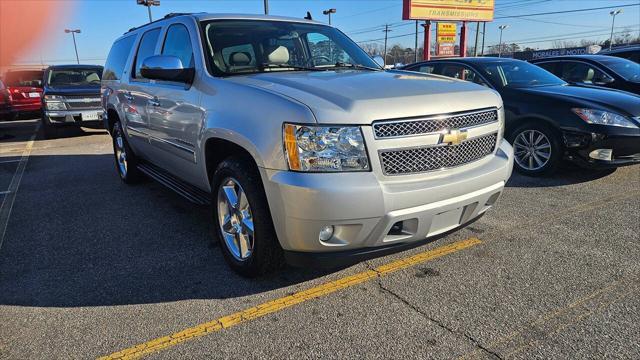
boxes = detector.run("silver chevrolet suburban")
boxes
[102,13,514,277]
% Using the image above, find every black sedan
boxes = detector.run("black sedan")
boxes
[401,58,640,176]
[530,55,639,95]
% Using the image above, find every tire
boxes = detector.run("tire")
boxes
[111,121,143,184]
[508,122,562,176]
[42,115,63,139]
[211,156,283,277]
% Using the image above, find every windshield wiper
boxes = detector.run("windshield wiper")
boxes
[260,63,324,72]
[328,62,383,71]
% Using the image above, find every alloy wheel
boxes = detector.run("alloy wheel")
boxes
[114,126,128,177]
[217,177,254,261]
[513,129,552,171]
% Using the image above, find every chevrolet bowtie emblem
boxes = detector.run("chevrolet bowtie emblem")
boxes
[440,129,468,145]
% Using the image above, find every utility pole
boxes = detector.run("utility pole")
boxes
[609,9,622,50]
[414,20,419,63]
[323,8,336,25]
[137,0,160,23]
[383,24,391,67]
[473,22,480,57]
[481,22,486,56]
[498,25,509,57]
[64,29,81,64]
[264,0,269,15]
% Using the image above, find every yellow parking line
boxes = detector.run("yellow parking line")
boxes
[99,237,482,360]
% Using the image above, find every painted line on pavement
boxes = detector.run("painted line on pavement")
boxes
[0,124,39,252]
[99,237,482,360]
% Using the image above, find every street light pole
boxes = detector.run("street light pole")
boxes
[498,25,509,58]
[263,0,268,15]
[323,8,336,25]
[137,0,160,23]
[64,29,81,64]
[383,24,391,67]
[609,9,622,51]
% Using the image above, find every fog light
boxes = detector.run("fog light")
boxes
[319,225,334,241]
[589,149,613,161]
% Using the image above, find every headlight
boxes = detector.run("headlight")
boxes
[45,101,66,111]
[283,123,369,172]
[572,108,638,129]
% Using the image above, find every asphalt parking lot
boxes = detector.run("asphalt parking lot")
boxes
[0,119,638,360]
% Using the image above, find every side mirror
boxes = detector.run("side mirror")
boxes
[373,56,385,68]
[140,55,195,84]
[594,76,615,86]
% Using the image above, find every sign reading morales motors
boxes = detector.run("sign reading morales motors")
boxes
[402,0,495,21]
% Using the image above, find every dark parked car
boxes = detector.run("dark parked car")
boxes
[2,69,44,120]
[599,45,640,63]
[41,64,104,138]
[531,55,640,95]
[402,58,640,175]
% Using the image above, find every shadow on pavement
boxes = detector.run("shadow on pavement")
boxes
[0,154,334,308]
[506,162,616,188]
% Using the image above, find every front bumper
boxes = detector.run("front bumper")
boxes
[45,109,103,127]
[261,139,513,265]
[563,129,640,168]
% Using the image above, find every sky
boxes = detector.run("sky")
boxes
[14,0,640,66]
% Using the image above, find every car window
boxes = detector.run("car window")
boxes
[598,57,640,82]
[133,28,161,79]
[4,71,44,88]
[47,68,103,87]
[534,62,557,75]
[103,35,136,81]
[560,62,612,85]
[306,32,351,66]
[162,24,194,68]
[433,63,489,87]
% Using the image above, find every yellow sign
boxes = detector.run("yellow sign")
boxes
[437,22,457,43]
[403,0,495,22]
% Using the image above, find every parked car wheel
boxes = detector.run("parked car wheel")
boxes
[212,156,283,277]
[508,122,562,176]
[111,121,143,184]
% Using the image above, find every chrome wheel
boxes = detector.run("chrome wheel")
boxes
[114,126,128,177]
[513,129,552,171]
[217,177,254,261]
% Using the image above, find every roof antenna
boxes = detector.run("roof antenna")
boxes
[304,11,312,20]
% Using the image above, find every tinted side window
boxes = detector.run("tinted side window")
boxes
[162,24,194,68]
[103,35,135,81]
[418,65,435,73]
[535,62,557,75]
[133,28,161,79]
[560,62,611,84]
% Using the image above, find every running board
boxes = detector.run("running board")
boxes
[137,162,211,205]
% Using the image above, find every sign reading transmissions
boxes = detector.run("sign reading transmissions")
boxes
[403,0,495,21]
[437,22,457,43]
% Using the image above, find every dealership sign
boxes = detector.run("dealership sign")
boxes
[403,0,495,21]
[436,43,455,56]
[437,22,457,43]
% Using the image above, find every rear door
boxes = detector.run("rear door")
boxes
[123,27,162,154]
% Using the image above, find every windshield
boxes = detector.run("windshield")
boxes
[478,60,566,89]
[4,70,44,88]
[201,20,381,76]
[598,57,640,82]
[47,68,103,87]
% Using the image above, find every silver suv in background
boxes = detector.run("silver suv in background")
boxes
[102,13,514,277]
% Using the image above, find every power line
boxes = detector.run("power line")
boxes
[494,3,639,19]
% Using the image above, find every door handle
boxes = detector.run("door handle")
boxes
[123,92,133,101]
[148,99,160,107]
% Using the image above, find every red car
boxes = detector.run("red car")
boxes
[2,69,44,120]
[0,79,9,120]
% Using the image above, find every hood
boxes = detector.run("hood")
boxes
[520,85,640,117]
[226,70,502,124]
[44,85,100,97]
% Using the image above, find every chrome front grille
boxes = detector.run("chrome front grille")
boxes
[379,133,498,175]
[65,96,102,110]
[373,109,498,138]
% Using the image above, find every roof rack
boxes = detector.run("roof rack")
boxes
[125,12,193,34]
